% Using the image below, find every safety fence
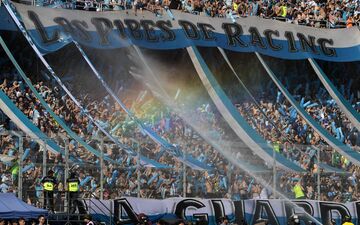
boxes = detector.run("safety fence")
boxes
[1,128,357,212]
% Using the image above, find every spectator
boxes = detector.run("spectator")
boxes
[37,215,46,225]
[219,217,229,225]
[84,214,95,225]
[42,0,359,29]
[292,180,305,199]
[17,218,25,225]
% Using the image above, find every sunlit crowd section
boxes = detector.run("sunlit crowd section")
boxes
[36,0,360,28]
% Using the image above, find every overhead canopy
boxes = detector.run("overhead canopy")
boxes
[0,193,48,219]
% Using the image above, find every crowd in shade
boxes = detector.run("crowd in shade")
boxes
[235,77,360,202]
[225,56,360,200]
[44,0,360,28]
[237,82,360,169]
[0,47,359,210]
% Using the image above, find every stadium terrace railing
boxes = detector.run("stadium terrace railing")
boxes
[0,129,356,207]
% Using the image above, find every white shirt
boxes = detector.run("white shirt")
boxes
[260,188,270,199]
[33,109,40,125]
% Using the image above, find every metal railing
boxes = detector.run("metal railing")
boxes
[23,189,115,224]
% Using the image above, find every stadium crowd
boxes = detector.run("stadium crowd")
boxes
[237,86,360,170]
[235,81,360,201]
[0,50,359,208]
[45,0,360,28]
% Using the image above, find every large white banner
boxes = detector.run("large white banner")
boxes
[4,2,360,61]
[85,197,360,225]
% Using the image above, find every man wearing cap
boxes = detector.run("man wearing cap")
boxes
[41,169,57,212]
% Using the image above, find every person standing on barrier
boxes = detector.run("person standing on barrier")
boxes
[292,180,305,200]
[67,172,80,214]
[41,170,57,212]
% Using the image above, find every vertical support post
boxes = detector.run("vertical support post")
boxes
[10,131,24,200]
[272,148,276,198]
[317,147,321,200]
[110,199,113,225]
[42,139,47,210]
[227,165,232,196]
[183,158,186,198]
[18,135,23,200]
[100,138,104,200]
[42,141,47,178]
[64,137,69,212]
[137,143,140,198]
[64,138,69,188]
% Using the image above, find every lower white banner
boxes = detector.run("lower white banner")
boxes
[83,197,360,225]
